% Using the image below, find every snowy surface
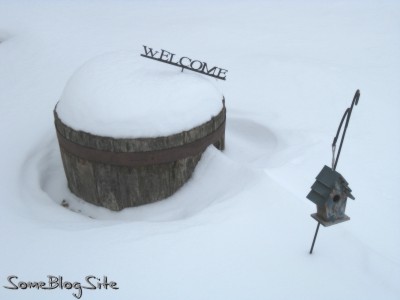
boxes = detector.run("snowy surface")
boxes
[57,51,223,138]
[0,1,399,300]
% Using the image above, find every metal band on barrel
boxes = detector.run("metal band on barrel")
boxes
[56,117,225,167]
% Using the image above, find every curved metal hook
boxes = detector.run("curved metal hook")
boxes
[332,90,360,171]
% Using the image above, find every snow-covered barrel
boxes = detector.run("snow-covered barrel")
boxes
[54,52,226,211]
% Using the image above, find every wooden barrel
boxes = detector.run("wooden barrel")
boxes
[54,100,226,211]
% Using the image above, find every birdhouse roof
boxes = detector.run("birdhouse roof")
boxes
[307,165,355,206]
[316,165,345,187]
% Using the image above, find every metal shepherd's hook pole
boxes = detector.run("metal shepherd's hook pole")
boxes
[309,89,360,255]
[309,222,320,254]
[332,89,360,171]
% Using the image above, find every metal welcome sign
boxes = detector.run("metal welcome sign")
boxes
[141,45,228,80]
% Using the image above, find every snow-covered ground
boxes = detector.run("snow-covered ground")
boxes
[0,1,399,299]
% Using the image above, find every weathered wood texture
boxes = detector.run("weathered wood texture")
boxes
[54,102,226,211]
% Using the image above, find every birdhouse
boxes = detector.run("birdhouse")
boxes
[307,165,355,226]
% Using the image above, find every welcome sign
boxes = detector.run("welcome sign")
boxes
[141,45,228,80]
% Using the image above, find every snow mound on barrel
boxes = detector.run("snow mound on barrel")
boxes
[56,51,223,138]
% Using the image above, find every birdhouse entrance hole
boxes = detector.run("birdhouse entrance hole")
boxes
[333,195,340,203]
